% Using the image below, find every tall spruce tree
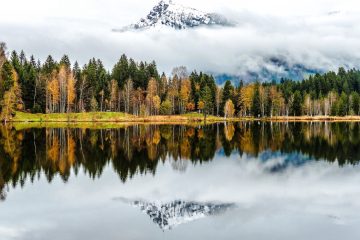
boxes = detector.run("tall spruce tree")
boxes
[251,84,262,117]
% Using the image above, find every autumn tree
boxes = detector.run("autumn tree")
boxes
[58,65,68,113]
[77,74,89,112]
[160,99,172,115]
[215,86,222,116]
[109,79,118,112]
[153,95,161,115]
[186,102,195,112]
[221,80,233,116]
[198,100,205,114]
[66,71,76,113]
[132,88,144,116]
[268,86,284,117]
[172,66,188,80]
[179,79,191,113]
[123,78,133,113]
[167,77,178,114]
[224,99,235,118]
[239,84,254,116]
[159,73,168,99]
[146,78,158,115]
[0,64,22,122]
[0,42,6,68]
[47,73,60,113]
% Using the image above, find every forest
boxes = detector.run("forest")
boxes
[1,41,360,121]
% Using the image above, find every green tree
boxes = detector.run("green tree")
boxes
[351,92,360,115]
[291,91,303,116]
[1,61,15,92]
[0,64,22,122]
[160,100,172,115]
[200,86,213,119]
[112,54,129,89]
[251,84,262,117]
[337,92,348,116]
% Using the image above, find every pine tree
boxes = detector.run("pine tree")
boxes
[291,90,303,116]
[1,61,15,92]
[251,84,262,117]
[60,55,71,67]
[201,86,213,119]
[351,92,360,115]
[337,92,348,116]
[112,54,129,89]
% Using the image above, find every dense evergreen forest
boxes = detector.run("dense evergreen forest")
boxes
[1,41,360,121]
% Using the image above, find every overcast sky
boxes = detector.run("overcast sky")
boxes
[1,0,359,77]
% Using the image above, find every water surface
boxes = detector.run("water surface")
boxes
[1,122,360,239]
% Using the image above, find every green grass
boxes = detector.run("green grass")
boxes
[13,111,132,122]
[11,111,246,126]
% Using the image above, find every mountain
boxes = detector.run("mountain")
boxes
[118,199,234,230]
[214,57,322,85]
[116,0,232,31]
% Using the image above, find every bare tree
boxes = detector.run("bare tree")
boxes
[171,66,188,80]
[124,78,133,113]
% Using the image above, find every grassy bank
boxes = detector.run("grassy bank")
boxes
[11,111,236,124]
[265,116,360,122]
[9,112,360,126]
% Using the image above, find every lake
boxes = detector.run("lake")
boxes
[0,122,360,240]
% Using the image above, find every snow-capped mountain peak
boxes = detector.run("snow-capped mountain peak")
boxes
[116,0,232,31]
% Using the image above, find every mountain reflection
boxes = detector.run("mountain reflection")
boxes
[1,122,360,200]
[117,199,234,230]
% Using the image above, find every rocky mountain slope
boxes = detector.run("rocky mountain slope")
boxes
[117,0,231,31]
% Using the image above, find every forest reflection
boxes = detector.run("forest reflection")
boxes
[1,122,360,200]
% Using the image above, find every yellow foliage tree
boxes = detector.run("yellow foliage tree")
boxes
[47,76,60,113]
[180,79,191,113]
[67,72,76,113]
[0,68,22,122]
[239,84,255,116]
[198,100,205,113]
[146,78,158,115]
[153,95,161,115]
[224,99,235,118]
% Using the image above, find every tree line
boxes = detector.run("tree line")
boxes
[2,42,360,120]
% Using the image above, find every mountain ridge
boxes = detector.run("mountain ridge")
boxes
[115,0,232,32]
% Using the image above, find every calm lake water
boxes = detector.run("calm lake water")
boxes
[1,122,360,239]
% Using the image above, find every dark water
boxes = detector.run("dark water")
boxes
[1,122,360,239]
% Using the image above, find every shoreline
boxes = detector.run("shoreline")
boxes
[6,112,360,124]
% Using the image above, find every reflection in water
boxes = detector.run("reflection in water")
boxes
[1,122,360,200]
[117,198,234,230]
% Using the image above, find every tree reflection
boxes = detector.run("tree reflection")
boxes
[1,122,360,200]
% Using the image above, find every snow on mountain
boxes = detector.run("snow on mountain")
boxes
[116,0,232,31]
[123,199,234,230]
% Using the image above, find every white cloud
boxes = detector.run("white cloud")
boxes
[0,0,359,80]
